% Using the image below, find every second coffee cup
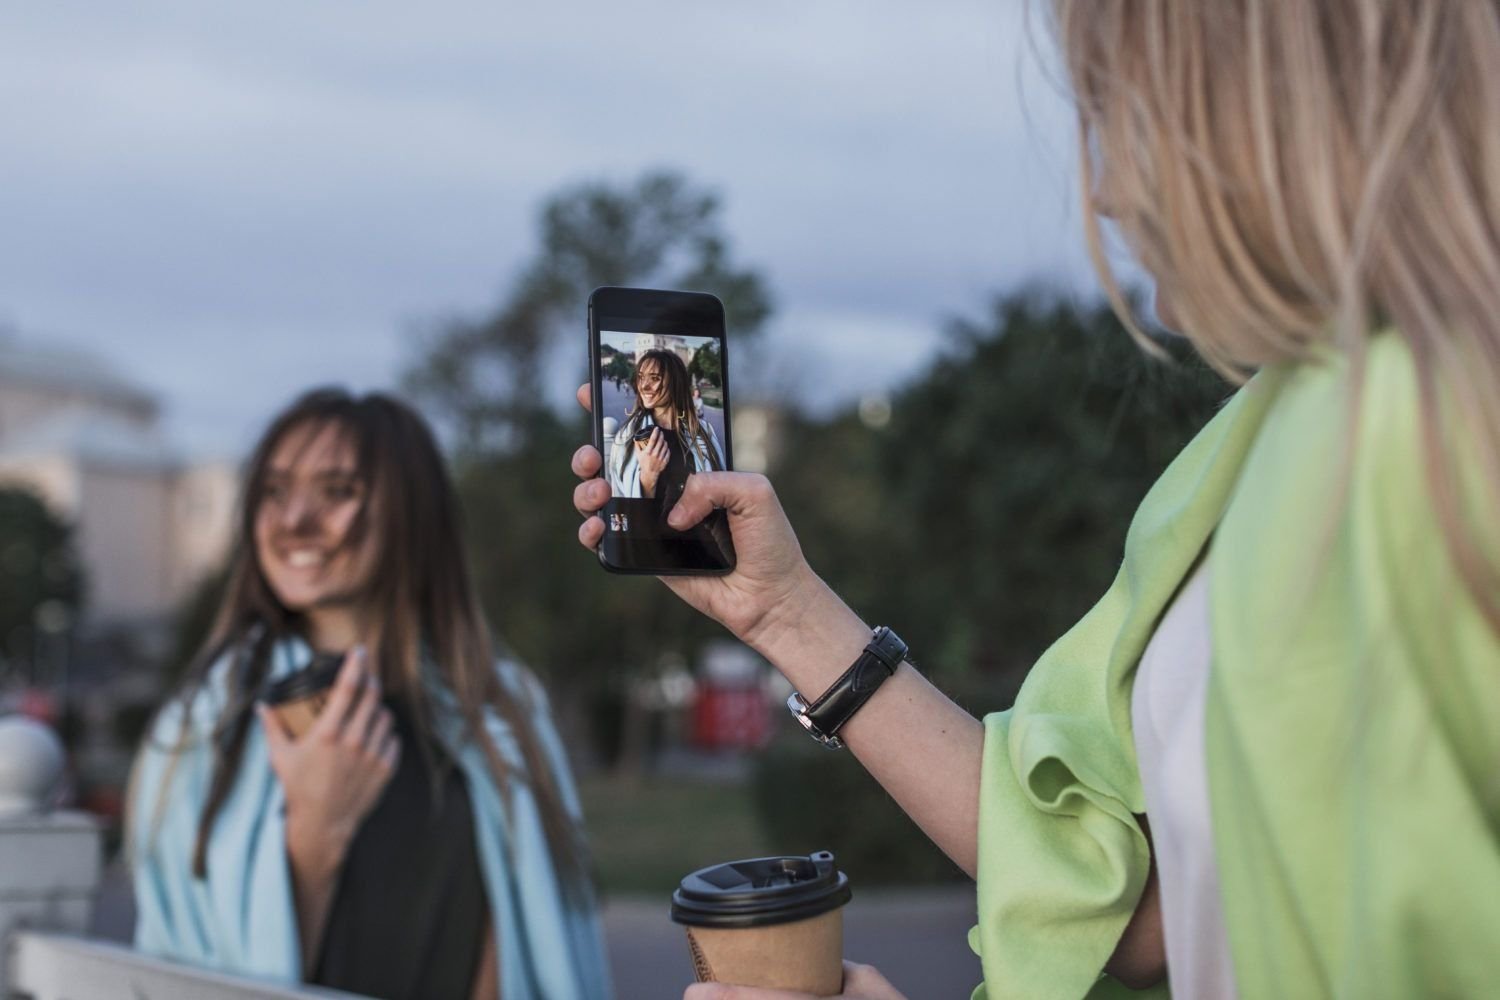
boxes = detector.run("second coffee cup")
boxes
[262,651,345,739]
[670,850,851,995]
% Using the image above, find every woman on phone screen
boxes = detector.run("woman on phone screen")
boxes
[573,2,1500,997]
[131,388,610,1000]
[608,349,725,507]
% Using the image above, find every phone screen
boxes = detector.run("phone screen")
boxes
[588,286,736,575]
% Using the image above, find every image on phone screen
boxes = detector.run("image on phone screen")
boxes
[589,287,736,575]
[601,332,726,501]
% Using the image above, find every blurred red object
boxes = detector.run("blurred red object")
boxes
[690,681,770,751]
[79,783,124,821]
[16,687,59,725]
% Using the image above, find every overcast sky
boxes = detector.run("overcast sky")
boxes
[0,1,1098,458]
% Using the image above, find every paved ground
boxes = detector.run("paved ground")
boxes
[93,864,981,998]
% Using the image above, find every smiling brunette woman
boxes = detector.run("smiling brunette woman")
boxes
[129,388,610,1000]
[608,348,725,504]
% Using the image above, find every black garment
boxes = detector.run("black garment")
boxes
[312,702,487,1000]
[655,427,691,516]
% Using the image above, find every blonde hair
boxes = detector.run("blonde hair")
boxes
[1053,1,1500,634]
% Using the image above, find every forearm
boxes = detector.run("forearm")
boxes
[1104,821,1166,987]
[748,570,983,878]
[285,819,348,978]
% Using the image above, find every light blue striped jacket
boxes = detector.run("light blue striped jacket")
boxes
[129,635,612,999]
[608,413,725,498]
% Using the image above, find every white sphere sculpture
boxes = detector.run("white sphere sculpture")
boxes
[0,715,65,817]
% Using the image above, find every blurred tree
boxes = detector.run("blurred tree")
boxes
[0,488,85,681]
[754,292,1230,870]
[403,170,774,751]
[161,564,230,687]
[407,169,772,454]
[689,341,722,388]
[604,353,632,389]
[773,290,1230,695]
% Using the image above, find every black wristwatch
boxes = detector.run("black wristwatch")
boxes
[786,626,909,750]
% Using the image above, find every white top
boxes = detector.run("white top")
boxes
[1130,557,1239,999]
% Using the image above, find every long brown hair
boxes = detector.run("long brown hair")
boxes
[624,348,724,470]
[170,388,591,902]
[1052,1,1500,636]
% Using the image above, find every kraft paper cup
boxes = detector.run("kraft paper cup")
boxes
[670,850,851,995]
[262,651,345,740]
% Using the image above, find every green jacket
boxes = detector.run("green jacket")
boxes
[971,337,1500,998]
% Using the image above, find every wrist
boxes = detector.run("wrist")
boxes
[744,566,871,698]
[285,812,353,878]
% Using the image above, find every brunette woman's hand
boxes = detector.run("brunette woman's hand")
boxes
[682,962,907,1000]
[256,646,399,870]
[573,384,832,656]
[637,427,671,498]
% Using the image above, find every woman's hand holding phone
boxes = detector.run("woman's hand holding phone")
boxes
[573,381,987,881]
[573,383,864,663]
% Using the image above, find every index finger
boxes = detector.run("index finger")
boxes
[577,383,593,414]
[310,648,366,739]
[572,444,602,479]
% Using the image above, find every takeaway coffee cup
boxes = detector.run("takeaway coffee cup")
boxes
[670,850,851,995]
[262,651,345,739]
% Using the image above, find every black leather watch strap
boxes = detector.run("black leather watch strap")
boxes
[788,627,909,749]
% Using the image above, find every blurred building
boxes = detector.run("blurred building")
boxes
[0,337,238,628]
[728,400,786,475]
[632,332,694,365]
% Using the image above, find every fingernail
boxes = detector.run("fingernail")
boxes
[668,507,688,528]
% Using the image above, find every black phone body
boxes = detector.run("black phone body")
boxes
[588,286,737,575]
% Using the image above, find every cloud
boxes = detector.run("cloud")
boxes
[0,1,1093,457]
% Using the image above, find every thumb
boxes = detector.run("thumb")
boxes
[667,471,772,529]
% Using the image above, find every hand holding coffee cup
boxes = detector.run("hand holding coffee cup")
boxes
[682,961,907,1000]
[255,647,400,856]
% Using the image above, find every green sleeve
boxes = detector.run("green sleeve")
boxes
[969,371,1286,999]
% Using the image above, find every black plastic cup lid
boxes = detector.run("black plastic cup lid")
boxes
[263,651,345,706]
[670,850,851,929]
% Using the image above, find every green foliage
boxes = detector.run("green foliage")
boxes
[604,353,633,389]
[161,564,230,687]
[0,488,85,673]
[689,341,722,388]
[750,737,965,885]
[453,414,724,700]
[401,166,1229,783]
[406,169,773,456]
[774,292,1229,692]
[580,774,772,895]
[403,169,774,712]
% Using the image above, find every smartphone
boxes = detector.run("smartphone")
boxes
[588,286,736,575]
